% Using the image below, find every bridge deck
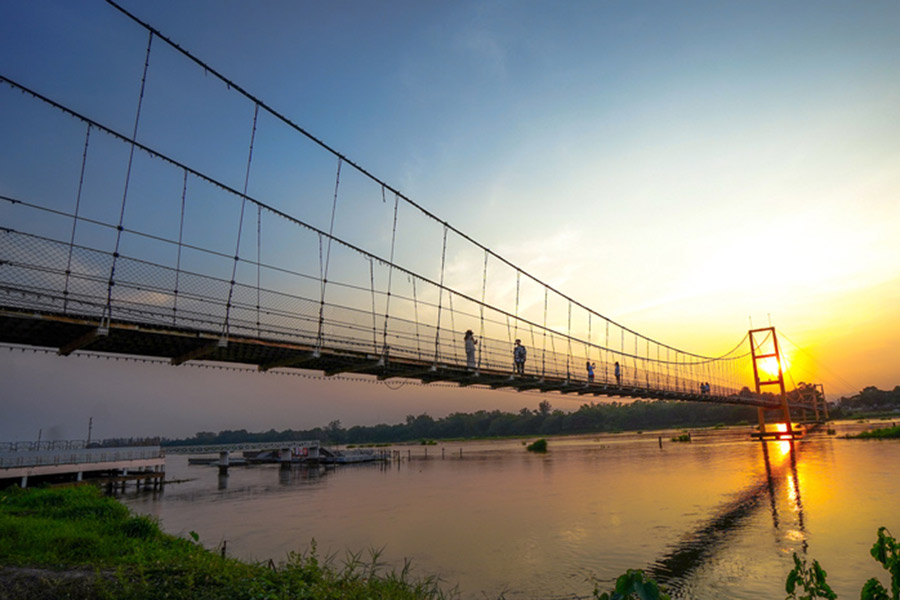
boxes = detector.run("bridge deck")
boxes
[0,307,778,409]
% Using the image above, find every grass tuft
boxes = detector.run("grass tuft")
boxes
[0,486,455,599]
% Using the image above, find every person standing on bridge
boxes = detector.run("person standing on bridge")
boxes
[587,361,595,383]
[615,361,621,386]
[464,330,477,371]
[514,339,527,375]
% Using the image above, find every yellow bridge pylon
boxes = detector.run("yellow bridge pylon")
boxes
[749,327,802,440]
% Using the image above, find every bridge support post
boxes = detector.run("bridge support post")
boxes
[817,384,829,420]
[780,391,792,430]
[218,451,230,475]
[750,327,795,439]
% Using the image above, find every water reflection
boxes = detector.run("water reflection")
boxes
[762,442,780,529]
[649,440,809,594]
[786,441,808,553]
[120,426,898,600]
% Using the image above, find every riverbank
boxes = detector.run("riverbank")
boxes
[848,425,900,439]
[0,486,450,600]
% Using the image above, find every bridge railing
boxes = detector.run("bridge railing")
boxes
[0,222,741,398]
[0,446,163,470]
[0,438,162,453]
[0,3,753,401]
[162,440,321,455]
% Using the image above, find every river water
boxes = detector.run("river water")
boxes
[123,420,899,600]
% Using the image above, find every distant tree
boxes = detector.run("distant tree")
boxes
[409,413,435,438]
[538,400,552,417]
[786,382,825,408]
[837,386,900,412]
[326,420,344,444]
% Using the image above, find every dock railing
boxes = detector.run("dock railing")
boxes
[0,442,163,469]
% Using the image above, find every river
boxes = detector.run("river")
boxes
[123,420,899,599]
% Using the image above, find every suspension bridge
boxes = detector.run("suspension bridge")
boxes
[0,2,822,431]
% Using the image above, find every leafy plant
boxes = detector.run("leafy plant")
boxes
[862,527,900,600]
[785,553,837,600]
[785,528,900,600]
[593,569,670,600]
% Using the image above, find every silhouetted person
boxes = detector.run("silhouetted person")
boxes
[514,339,526,375]
[615,361,621,386]
[464,330,477,370]
[587,361,595,383]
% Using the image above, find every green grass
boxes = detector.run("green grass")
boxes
[0,486,453,599]
[849,425,900,440]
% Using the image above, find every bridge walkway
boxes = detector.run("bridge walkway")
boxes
[0,306,779,409]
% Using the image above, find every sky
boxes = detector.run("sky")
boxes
[1,0,899,441]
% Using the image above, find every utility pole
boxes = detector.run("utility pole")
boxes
[87,417,93,445]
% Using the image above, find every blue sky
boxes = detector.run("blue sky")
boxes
[1,1,899,439]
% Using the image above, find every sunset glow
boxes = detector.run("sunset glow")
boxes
[1,1,899,439]
[758,357,784,381]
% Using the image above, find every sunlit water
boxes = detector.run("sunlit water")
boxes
[123,421,900,599]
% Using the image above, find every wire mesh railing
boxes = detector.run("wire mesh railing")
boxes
[0,2,754,400]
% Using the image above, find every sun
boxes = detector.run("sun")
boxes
[758,353,791,380]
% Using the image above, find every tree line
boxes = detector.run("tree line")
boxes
[162,385,899,448]
[833,385,900,413]
[163,398,759,447]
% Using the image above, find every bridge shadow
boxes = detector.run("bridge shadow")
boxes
[646,440,807,589]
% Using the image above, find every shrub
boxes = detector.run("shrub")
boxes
[526,438,548,453]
